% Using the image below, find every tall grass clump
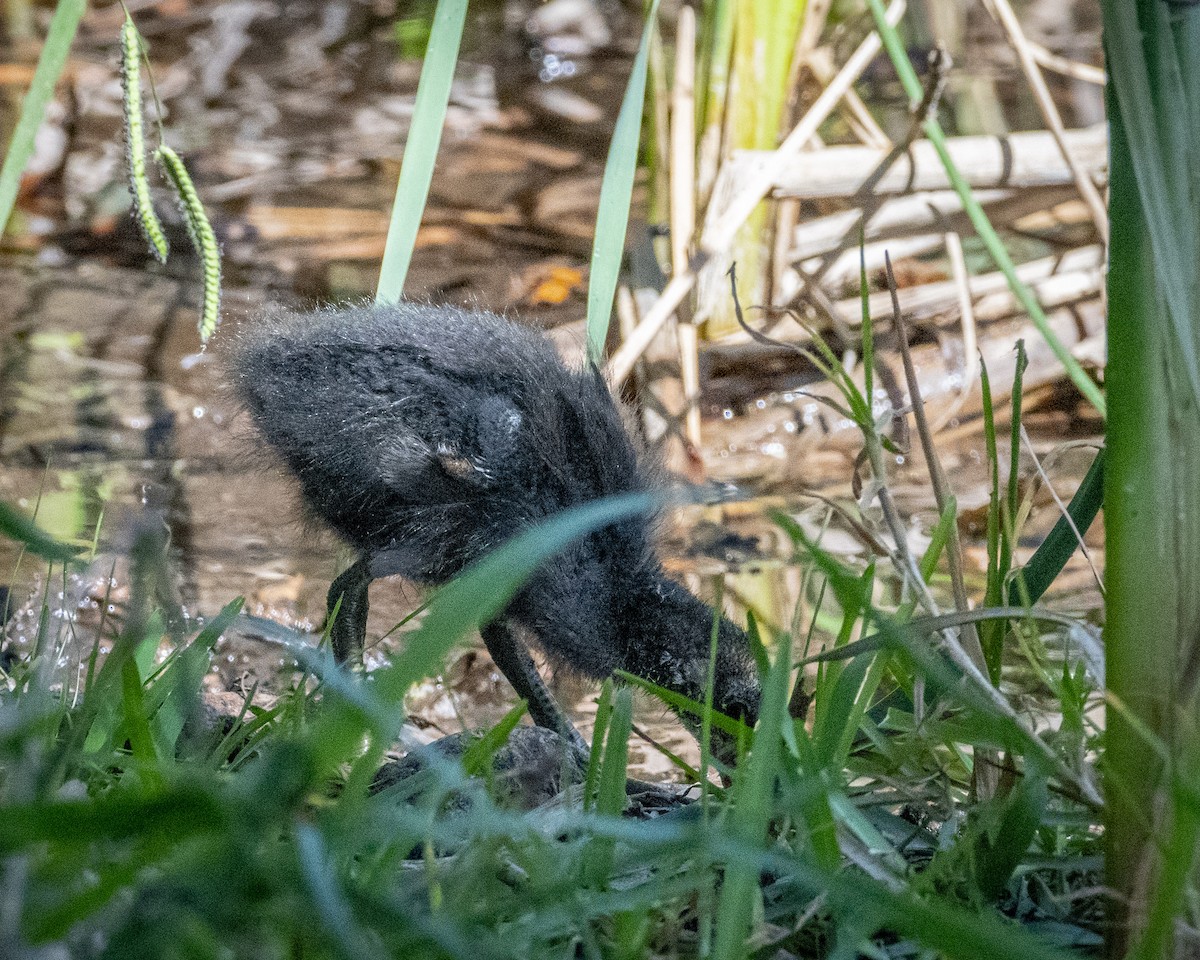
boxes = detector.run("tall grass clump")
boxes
[1102,2,1200,956]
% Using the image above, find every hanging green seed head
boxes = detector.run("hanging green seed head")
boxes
[119,14,168,264]
[156,145,221,345]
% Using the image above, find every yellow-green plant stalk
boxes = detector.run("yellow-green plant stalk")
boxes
[156,145,221,344]
[702,0,806,338]
[120,14,169,264]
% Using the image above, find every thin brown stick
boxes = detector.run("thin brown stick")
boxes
[1018,424,1104,596]
[885,252,987,672]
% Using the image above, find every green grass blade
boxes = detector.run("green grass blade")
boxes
[584,681,614,812]
[376,0,468,304]
[149,598,245,755]
[596,686,633,817]
[582,686,634,888]
[585,0,662,363]
[1001,341,1028,578]
[0,787,225,851]
[860,233,874,409]
[1103,2,1200,413]
[0,0,86,236]
[461,700,528,778]
[896,496,955,623]
[295,823,388,960]
[712,628,792,960]
[979,357,1003,682]
[1010,449,1103,606]
[0,500,81,562]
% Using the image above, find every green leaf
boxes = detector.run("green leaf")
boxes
[1010,450,1103,606]
[461,700,529,778]
[0,500,81,562]
[712,627,792,960]
[586,0,663,363]
[376,0,469,303]
[0,0,87,236]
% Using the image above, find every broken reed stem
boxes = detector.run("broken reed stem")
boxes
[982,0,1108,242]
[702,0,906,256]
[928,230,978,433]
[789,45,950,321]
[608,272,697,384]
[611,0,907,383]
[671,5,702,451]
[1026,41,1105,86]
[885,252,987,676]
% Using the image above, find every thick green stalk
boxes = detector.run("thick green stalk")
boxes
[1102,3,1200,957]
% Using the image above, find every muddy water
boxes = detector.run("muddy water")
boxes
[0,1,1104,776]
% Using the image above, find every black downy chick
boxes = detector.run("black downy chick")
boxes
[230,303,761,755]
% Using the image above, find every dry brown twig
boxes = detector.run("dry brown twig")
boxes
[981,0,1108,242]
[885,251,987,674]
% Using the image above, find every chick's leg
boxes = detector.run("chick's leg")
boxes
[327,556,371,670]
[481,620,587,754]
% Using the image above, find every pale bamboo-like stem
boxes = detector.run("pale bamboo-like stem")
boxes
[759,125,1107,199]
[607,273,697,384]
[928,230,979,433]
[806,46,890,149]
[613,1,907,383]
[671,5,702,450]
[1026,39,1105,86]
[700,0,906,255]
